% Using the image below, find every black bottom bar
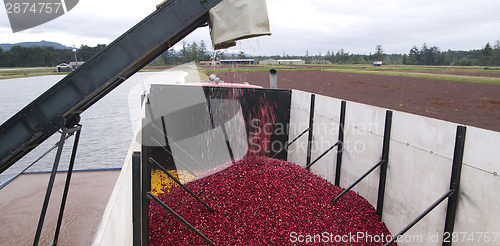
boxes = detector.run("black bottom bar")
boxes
[306,142,340,170]
[332,160,385,204]
[385,190,454,246]
[271,128,309,159]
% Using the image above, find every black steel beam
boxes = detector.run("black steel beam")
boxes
[132,151,141,246]
[443,126,466,246]
[334,100,346,186]
[141,123,151,246]
[52,125,82,246]
[306,94,316,167]
[306,142,340,170]
[0,0,225,174]
[33,128,69,246]
[332,160,385,204]
[376,110,393,220]
[271,128,309,159]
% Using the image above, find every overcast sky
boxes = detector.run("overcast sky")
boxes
[1,0,499,56]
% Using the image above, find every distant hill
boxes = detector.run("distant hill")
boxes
[0,41,73,50]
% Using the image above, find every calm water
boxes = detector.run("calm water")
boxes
[0,71,187,184]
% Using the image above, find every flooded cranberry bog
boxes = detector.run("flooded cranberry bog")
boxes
[96,79,500,245]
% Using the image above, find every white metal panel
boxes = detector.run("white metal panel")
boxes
[308,94,342,183]
[341,101,386,206]
[93,98,146,246]
[463,126,500,174]
[383,142,452,246]
[92,132,140,246]
[453,126,500,246]
[381,111,457,245]
[288,90,312,168]
[453,165,500,246]
[390,110,457,160]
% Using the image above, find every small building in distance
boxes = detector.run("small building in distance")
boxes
[259,59,279,65]
[220,59,255,64]
[259,59,305,65]
[69,61,85,70]
[199,61,221,65]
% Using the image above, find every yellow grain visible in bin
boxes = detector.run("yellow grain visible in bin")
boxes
[150,169,196,195]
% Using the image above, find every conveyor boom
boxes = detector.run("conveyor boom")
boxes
[0,0,224,173]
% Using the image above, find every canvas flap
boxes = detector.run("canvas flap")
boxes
[209,0,271,50]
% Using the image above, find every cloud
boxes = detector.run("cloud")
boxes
[1,0,499,56]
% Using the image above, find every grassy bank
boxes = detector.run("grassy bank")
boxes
[3,65,500,85]
[323,66,500,85]
[0,67,61,80]
[200,64,500,85]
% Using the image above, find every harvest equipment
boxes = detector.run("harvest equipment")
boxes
[1,0,499,245]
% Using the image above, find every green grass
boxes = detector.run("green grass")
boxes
[201,64,500,85]
[0,67,62,80]
[3,64,500,85]
[322,67,500,85]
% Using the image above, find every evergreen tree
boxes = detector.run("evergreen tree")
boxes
[374,45,385,61]
[0,47,4,67]
[480,42,493,66]
[492,40,500,66]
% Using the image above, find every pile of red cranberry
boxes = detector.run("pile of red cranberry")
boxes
[149,156,395,245]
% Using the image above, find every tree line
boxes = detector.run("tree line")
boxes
[1,40,500,67]
[153,40,500,67]
[403,41,500,66]
[256,41,500,66]
[0,44,106,67]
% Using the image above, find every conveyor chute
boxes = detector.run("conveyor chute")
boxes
[0,0,227,173]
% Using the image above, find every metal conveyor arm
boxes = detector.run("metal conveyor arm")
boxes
[0,0,224,173]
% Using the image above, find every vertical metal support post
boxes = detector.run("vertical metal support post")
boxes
[34,127,69,246]
[141,136,151,246]
[442,126,466,246]
[269,69,277,89]
[376,110,393,220]
[306,94,315,167]
[52,125,82,246]
[132,152,142,246]
[160,116,170,151]
[335,100,346,186]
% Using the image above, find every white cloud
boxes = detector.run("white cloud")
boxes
[1,0,499,55]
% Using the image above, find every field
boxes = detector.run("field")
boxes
[210,64,500,132]
[2,64,499,132]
